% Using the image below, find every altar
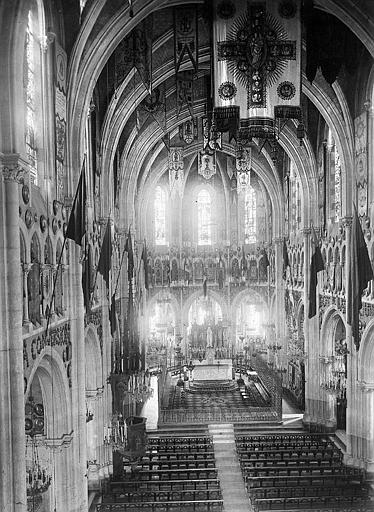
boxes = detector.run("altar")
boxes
[192,348,232,381]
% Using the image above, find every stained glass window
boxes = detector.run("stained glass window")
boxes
[244,186,256,244]
[155,186,167,245]
[198,189,211,245]
[25,10,38,182]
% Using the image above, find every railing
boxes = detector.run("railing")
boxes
[159,407,280,425]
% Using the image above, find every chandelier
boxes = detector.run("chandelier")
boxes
[319,352,347,398]
[104,413,128,454]
[26,437,52,501]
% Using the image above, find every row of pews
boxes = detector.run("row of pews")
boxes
[97,434,223,512]
[235,431,373,511]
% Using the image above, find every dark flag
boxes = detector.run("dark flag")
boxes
[97,219,112,290]
[82,242,93,313]
[66,162,86,245]
[283,239,290,280]
[125,229,134,281]
[109,293,117,337]
[141,239,149,290]
[308,227,325,319]
[241,246,248,273]
[347,206,373,349]
[203,273,207,297]
[262,249,270,268]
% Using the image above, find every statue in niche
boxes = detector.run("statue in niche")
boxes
[206,325,213,348]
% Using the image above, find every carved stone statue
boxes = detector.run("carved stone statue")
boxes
[206,325,213,348]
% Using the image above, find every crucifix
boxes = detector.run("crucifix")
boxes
[217,2,297,110]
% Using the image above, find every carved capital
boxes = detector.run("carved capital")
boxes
[302,228,312,236]
[2,164,25,183]
[273,237,284,245]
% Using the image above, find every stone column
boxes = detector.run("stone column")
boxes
[343,216,353,455]
[67,240,88,512]
[22,262,32,325]
[0,157,27,512]
[273,237,284,343]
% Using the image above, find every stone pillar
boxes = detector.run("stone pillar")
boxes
[68,240,88,512]
[0,157,27,512]
[22,262,32,325]
[303,227,314,425]
[273,237,284,343]
[343,216,353,455]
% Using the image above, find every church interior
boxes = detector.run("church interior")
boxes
[2,0,374,511]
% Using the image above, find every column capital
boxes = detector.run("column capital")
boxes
[302,228,312,236]
[2,164,25,183]
[273,237,284,245]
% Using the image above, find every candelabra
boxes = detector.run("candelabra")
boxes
[26,436,52,507]
[104,413,128,454]
[319,351,347,398]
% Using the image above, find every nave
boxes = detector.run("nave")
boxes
[2,1,374,512]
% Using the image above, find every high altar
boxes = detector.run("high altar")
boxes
[191,326,232,381]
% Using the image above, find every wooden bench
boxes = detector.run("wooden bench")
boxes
[109,479,221,494]
[244,464,363,478]
[139,460,216,470]
[145,451,216,462]
[236,446,341,459]
[245,473,365,488]
[102,488,222,503]
[252,493,371,511]
[97,499,224,511]
[119,468,219,481]
[240,457,343,468]
[249,483,368,499]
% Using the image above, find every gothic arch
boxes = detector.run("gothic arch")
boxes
[358,319,374,385]
[85,325,103,392]
[231,287,269,312]
[320,306,346,354]
[182,289,228,327]
[26,347,71,437]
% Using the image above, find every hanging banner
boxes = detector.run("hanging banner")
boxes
[55,42,67,202]
[213,0,301,131]
[169,147,184,198]
[354,111,368,218]
[174,6,198,73]
[176,71,194,117]
[199,152,216,180]
[133,15,153,93]
[179,118,198,144]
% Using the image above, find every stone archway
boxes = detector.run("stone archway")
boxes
[26,348,72,512]
[319,307,347,430]
[357,320,374,473]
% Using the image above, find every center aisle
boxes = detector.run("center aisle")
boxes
[208,423,252,512]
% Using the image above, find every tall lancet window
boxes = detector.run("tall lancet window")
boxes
[198,189,211,245]
[25,9,38,182]
[244,186,256,244]
[155,186,167,245]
